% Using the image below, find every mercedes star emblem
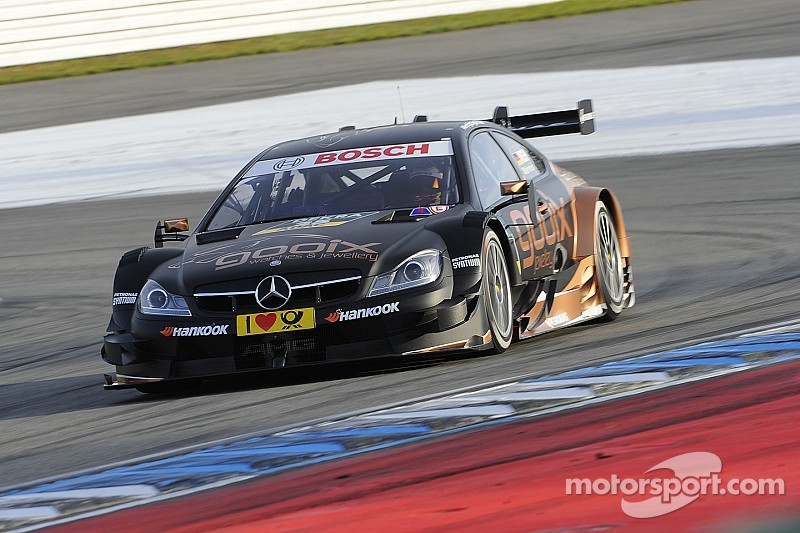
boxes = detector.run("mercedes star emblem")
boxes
[255,275,292,310]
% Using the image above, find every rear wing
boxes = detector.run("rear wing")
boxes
[488,99,594,138]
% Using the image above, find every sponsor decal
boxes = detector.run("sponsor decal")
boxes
[324,302,400,323]
[161,325,229,337]
[237,308,315,336]
[535,248,554,270]
[545,312,570,328]
[313,142,449,165]
[509,193,573,271]
[216,238,381,270]
[247,141,453,176]
[460,120,485,130]
[112,292,137,305]
[512,149,528,166]
[272,156,305,171]
[512,149,537,175]
[182,235,383,271]
[410,206,450,217]
[306,130,360,148]
[252,212,377,236]
[451,254,480,270]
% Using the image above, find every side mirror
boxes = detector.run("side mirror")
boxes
[154,218,190,248]
[499,180,528,196]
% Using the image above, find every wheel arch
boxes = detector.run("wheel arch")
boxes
[427,210,522,288]
[572,186,631,260]
[486,217,523,287]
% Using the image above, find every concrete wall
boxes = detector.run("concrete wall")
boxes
[0,0,562,67]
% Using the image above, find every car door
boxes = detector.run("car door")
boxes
[490,132,575,278]
[468,130,546,280]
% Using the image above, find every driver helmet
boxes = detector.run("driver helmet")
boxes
[407,161,444,204]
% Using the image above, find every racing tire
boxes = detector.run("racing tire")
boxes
[482,230,514,353]
[593,201,625,322]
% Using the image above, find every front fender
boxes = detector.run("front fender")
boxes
[425,209,492,295]
[110,246,184,330]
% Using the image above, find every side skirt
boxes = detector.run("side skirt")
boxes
[517,256,605,340]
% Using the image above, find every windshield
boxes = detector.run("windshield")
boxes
[205,141,459,231]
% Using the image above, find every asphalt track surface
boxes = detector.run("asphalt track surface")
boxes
[1,0,799,491]
[1,0,799,133]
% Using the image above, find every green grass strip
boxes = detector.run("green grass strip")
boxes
[0,0,693,85]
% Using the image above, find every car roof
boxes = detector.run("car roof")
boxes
[259,120,493,160]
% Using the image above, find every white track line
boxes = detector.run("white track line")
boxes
[1,56,798,209]
[0,485,159,504]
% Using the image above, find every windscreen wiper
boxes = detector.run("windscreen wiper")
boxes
[244,213,323,226]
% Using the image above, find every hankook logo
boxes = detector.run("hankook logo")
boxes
[255,275,292,310]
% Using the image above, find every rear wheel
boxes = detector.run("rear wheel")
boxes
[482,230,513,353]
[594,202,625,321]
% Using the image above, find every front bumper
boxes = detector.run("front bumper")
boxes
[102,279,490,387]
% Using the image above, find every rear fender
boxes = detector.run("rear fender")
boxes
[571,186,635,312]
[572,187,631,260]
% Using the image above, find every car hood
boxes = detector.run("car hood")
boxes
[170,210,449,293]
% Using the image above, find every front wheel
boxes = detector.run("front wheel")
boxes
[594,202,625,322]
[482,230,513,353]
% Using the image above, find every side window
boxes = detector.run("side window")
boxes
[492,133,546,181]
[469,132,519,208]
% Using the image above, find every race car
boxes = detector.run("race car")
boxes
[102,100,635,392]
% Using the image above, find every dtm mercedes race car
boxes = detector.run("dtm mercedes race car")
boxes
[103,100,635,392]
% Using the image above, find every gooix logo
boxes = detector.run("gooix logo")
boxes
[213,235,382,271]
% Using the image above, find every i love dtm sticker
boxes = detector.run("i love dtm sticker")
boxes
[236,307,315,336]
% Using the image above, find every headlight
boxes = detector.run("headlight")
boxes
[138,279,192,316]
[368,250,442,297]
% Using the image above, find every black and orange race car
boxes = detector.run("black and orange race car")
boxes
[102,100,635,391]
